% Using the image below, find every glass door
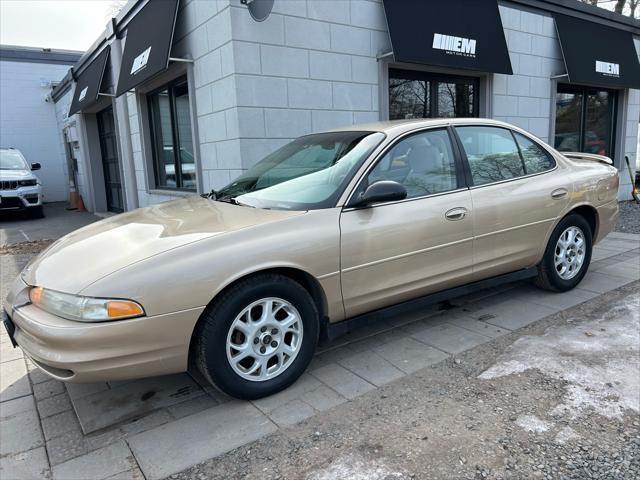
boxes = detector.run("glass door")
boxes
[554,85,617,158]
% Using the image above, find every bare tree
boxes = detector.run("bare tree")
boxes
[579,0,639,17]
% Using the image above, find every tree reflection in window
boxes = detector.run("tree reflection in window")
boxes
[456,126,524,186]
[514,132,554,174]
[389,78,429,120]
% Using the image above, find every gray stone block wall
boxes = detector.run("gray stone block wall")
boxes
[228,0,388,170]
[493,5,565,143]
[123,0,638,205]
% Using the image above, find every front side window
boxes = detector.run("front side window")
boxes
[366,129,458,198]
[216,131,385,210]
[456,126,524,186]
[389,69,478,120]
[148,78,196,190]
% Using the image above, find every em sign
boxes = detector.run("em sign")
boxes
[78,86,88,102]
[432,33,477,57]
[595,60,620,77]
[131,46,152,75]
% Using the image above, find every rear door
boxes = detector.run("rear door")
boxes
[453,125,570,280]
[339,127,474,318]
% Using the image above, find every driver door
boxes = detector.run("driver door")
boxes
[339,127,474,318]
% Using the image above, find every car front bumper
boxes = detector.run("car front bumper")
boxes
[5,278,204,383]
[0,185,43,211]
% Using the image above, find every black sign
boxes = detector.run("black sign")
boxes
[68,46,110,116]
[382,0,512,75]
[555,14,640,90]
[115,0,180,97]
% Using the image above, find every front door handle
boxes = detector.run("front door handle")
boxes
[445,207,467,221]
[551,188,568,200]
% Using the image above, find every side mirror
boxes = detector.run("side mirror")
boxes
[31,163,41,171]
[351,180,407,208]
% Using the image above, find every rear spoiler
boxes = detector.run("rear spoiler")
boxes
[562,152,613,166]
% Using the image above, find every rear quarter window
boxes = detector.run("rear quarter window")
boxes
[513,132,555,174]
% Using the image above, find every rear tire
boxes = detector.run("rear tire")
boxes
[534,213,592,292]
[193,274,319,400]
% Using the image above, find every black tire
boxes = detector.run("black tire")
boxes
[534,213,593,292]
[193,274,319,400]
[28,206,44,219]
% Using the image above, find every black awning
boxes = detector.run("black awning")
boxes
[382,0,512,75]
[115,0,180,97]
[555,14,640,89]
[68,46,110,116]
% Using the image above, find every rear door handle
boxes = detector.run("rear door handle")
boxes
[445,207,467,221]
[551,188,568,199]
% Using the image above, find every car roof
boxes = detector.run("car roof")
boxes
[323,117,520,137]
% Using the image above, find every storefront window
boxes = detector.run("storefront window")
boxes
[554,85,616,158]
[148,77,196,190]
[389,69,478,120]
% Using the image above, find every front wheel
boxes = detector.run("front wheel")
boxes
[193,274,319,400]
[534,214,593,292]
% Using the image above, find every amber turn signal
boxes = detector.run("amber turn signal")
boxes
[106,300,144,319]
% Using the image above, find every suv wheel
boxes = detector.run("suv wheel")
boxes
[535,213,592,292]
[194,274,319,400]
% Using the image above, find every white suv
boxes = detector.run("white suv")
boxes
[0,148,44,218]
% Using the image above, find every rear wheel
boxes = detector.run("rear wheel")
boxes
[194,274,319,400]
[534,214,592,292]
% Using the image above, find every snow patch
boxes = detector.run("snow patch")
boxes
[479,294,640,419]
[307,454,405,480]
[554,426,579,444]
[515,414,552,433]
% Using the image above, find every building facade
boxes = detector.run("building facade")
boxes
[1,46,81,202]
[51,0,640,214]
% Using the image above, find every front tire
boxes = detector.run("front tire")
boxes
[193,274,319,400]
[534,213,592,292]
[28,206,44,218]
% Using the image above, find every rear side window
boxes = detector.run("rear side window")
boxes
[514,132,555,174]
[455,126,524,186]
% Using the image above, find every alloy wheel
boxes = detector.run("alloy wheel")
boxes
[226,297,303,382]
[554,226,586,280]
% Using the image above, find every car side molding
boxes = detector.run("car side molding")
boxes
[324,267,538,342]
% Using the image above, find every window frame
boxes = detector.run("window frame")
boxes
[146,76,195,191]
[344,125,468,209]
[450,125,557,189]
[388,68,480,120]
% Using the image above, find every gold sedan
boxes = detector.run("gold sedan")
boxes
[4,119,619,399]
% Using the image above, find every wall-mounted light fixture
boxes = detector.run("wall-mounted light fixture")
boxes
[240,0,274,22]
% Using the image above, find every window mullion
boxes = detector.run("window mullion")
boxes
[168,83,182,188]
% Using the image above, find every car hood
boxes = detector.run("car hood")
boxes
[0,169,36,181]
[21,196,304,293]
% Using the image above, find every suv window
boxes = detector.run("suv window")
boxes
[514,132,554,174]
[366,129,458,199]
[456,126,524,186]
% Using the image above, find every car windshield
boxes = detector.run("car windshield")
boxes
[216,131,385,210]
[0,150,29,170]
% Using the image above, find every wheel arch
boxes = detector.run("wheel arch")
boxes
[188,266,331,364]
[566,203,599,241]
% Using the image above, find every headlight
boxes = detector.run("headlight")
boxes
[19,179,37,187]
[29,287,145,322]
